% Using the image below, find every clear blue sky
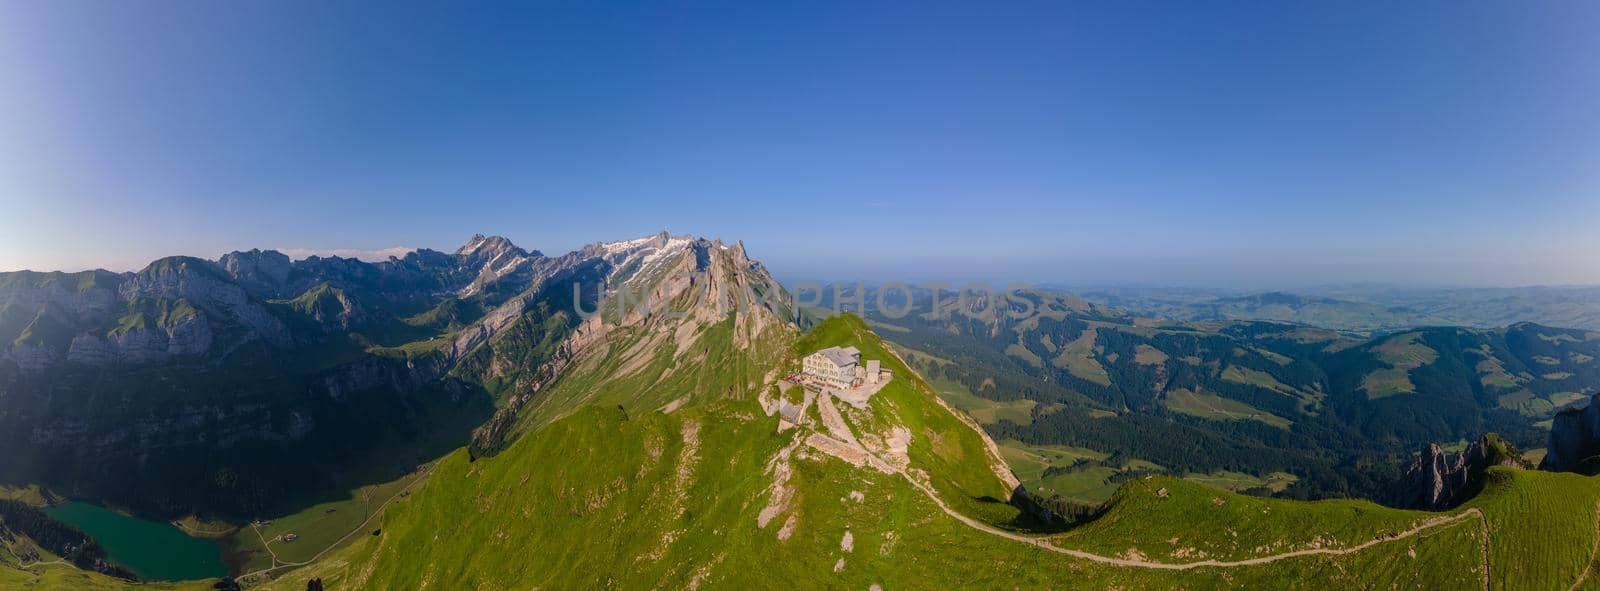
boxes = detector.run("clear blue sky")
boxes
[1,1,1595,286]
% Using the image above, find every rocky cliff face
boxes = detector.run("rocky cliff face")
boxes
[1542,393,1600,474]
[218,249,294,297]
[119,257,292,348]
[0,231,795,518]
[462,232,796,455]
[455,234,544,298]
[65,312,213,364]
[1389,434,1527,510]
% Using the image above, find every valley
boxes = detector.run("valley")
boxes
[5,3,1595,588]
[1,235,1597,590]
[815,284,1596,512]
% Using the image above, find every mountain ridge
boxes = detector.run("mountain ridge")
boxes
[0,231,783,520]
[2,241,1600,589]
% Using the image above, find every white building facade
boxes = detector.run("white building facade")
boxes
[803,346,860,389]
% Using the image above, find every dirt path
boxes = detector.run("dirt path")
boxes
[5,540,68,571]
[801,403,1487,575]
[238,464,433,583]
[842,352,1493,582]
[883,345,1020,491]
[1478,509,1491,591]
[16,559,68,571]
[815,392,861,448]
[1567,503,1600,591]
[252,523,281,568]
[895,462,1483,571]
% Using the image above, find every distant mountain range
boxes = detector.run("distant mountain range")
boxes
[807,284,1599,505]
[1065,284,1600,334]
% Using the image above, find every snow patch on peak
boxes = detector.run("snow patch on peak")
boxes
[456,234,525,258]
[457,234,490,256]
[646,237,692,263]
[603,236,655,255]
[600,231,698,267]
[601,230,683,254]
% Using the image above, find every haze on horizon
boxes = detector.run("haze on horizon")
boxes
[1,2,1595,287]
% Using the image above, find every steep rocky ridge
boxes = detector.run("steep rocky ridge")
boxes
[1388,434,1528,510]
[1542,393,1600,474]
[0,231,783,519]
[464,232,795,454]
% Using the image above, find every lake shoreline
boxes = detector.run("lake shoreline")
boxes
[43,501,228,581]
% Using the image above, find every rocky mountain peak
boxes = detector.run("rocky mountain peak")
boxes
[218,249,293,296]
[1389,433,1527,510]
[456,234,534,260]
[453,235,545,298]
[134,256,229,282]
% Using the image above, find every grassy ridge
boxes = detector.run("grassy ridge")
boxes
[796,315,1024,528]
[258,401,1577,589]
[244,315,1600,590]
[0,564,209,590]
[13,314,1599,589]
[1469,468,1600,589]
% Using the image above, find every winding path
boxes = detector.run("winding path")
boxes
[17,559,67,570]
[1567,503,1600,591]
[897,462,1485,571]
[800,389,1490,575]
[824,350,1495,583]
[237,464,434,582]
[251,523,281,569]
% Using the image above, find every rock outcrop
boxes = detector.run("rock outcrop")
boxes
[65,312,213,364]
[1542,393,1600,474]
[1389,433,1528,510]
[119,256,291,348]
[218,249,294,297]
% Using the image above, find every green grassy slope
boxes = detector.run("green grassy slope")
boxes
[0,564,210,591]
[1469,468,1600,589]
[851,288,1595,503]
[260,399,1599,590]
[795,315,1025,528]
[235,314,1600,590]
[223,465,430,574]
[513,315,785,433]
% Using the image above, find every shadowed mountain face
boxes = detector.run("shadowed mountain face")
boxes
[0,232,784,519]
[1543,393,1600,474]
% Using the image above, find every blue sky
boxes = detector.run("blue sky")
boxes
[1,1,1595,286]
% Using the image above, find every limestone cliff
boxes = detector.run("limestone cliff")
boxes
[1542,393,1600,474]
[1390,433,1527,510]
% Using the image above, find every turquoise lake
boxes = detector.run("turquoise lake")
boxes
[43,501,228,581]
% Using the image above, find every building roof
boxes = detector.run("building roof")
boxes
[813,346,860,368]
[777,400,803,423]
